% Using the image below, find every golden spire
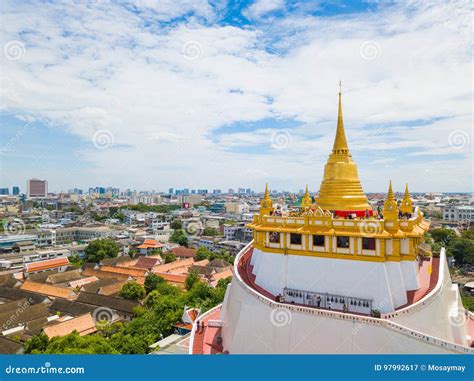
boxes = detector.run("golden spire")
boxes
[387,180,395,200]
[301,184,312,209]
[315,82,371,212]
[260,182,273,215]
[383,180,398,220]
[333,80,349,154]
[400,182,414,215]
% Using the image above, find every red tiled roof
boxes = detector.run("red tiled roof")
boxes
[69,276,99,288]
[21,280,76,300]
[155,272,187,286]
[137,239,164,249]
[153,258,195,274]
[134,256,160,269]
[25,257,70,273]
[170,247,196,258]
[43,313,96,339]
[98,281,128,296]
[100,265,148,278]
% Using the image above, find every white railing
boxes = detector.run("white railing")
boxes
[188,304,223,354]
[232,242,472,354]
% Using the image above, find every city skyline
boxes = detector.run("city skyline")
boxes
[1,0,472,193]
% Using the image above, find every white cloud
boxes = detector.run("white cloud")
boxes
[243,0,285,19]
[0,0,471,192]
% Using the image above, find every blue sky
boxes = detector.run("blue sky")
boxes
[0,0,471,193]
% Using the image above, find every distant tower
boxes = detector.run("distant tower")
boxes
[27,179,48,198]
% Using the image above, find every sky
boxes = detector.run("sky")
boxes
[0,0,472,193]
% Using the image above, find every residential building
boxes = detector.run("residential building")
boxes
[443,205,474,222]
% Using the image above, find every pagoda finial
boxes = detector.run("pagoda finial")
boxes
[333,81,349,154]
[400,182,414,215]
[260,182,273,215]
[301,184,312,209]
[383,180,398,220]
[387,180,394,200]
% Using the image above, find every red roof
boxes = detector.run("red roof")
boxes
[137,239,164,249]
[26,257,70,273]
[170,247,196,258]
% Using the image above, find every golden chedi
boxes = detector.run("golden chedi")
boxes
[315,85,371,215]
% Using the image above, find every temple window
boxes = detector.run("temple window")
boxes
[269,232,280,244]
[290,233,302,245]
[313,235,325,247]
[362,237,376,250]
[336,236,350,248]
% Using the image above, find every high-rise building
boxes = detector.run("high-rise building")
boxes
[190,87,473,354]
[27,179,48,198]
[12,186,20,195]
[0,188,9,195]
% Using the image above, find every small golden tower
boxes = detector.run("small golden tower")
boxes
[300,185,312,209]
[382,180,399,220]
[260,183,274,216]
[400,183,414,215]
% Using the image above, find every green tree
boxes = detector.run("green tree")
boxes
[195,246,210,261]
[144,273,164,294]
[448,238,474,266]
[170,219,182,229]
[170,229,188,246]
[84,238,120,263]
[120,282,146,301]
[461,228,474,241]
[47,332,118,354]
[162,251,176,264]
[24,332,49,354]
[202,227,220,236]
[109,333,149,354]
[430,228,456,245]
[185,270,201,291]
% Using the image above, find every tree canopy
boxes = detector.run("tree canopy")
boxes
[120,282,146,301]
[84,238,120,263]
